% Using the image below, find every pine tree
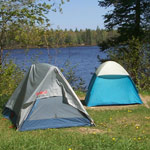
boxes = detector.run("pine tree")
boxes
[98,0,150,50]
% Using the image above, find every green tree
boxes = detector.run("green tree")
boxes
[98,0,150,49]
[65,33,73,45]
[0,0,69,64]
[14,25,44,48]
[96,26,102,44]
[85,29,92,45]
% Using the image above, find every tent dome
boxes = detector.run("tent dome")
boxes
[96,61,129,76]
[85,61,142,107]
[3,63,94,131]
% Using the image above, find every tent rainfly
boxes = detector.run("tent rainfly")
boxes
[3,63,94,131]
[85,61,143,107]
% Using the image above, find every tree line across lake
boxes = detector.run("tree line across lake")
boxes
[4,26,118,49]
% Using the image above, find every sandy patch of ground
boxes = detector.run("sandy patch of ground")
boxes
[79,96,85,101]
[66,127,106,134]
[140,95,150,108]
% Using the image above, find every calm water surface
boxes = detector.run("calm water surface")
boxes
[4,46,106,87]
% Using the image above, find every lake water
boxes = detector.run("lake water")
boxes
[4,46,106,87]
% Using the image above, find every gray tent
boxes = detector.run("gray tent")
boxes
[3,63,94,131]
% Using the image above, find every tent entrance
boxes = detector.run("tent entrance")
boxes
[20,96,90,131]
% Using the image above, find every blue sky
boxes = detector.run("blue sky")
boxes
[48,0,109,30]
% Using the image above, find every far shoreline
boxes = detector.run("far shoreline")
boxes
[4,44,98,51]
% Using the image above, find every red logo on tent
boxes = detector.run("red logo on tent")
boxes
[36,90,47,96]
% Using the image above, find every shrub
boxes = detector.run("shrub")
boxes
[0,60,23,107]
[61,60,86,92]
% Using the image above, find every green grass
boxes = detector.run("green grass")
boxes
[75,90,86,98]
[1,103,150,150]
[140,90,150,96]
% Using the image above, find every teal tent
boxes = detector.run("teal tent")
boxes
[85,61,143,107]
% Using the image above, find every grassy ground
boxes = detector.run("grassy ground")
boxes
[0,94,150,150]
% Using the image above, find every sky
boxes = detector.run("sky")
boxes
[48,0,109,30]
